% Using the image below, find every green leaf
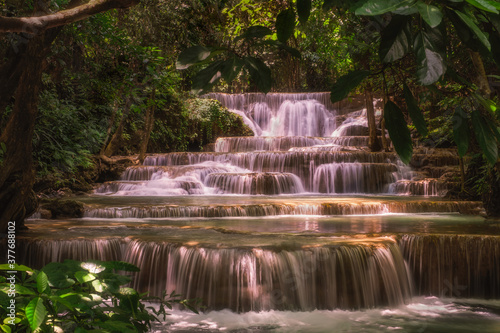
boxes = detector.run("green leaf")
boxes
[276,8,296,43]
[191,60,225,95]
[452,106,470,157]
[97,320,136,331]
[235,25,272,41]
[384,101,413,164]
[416,1,443,28]
[176,46,211,70]
[355,0,415,16]
[244,57,272,93]
[49,295,75,310]
[330,70,371,103]
[447,9,487,53]
[279,44,302,58]
[465,0,499,13]
[455,10,491,51]
[36,271,49,294]
[471,110,498,165]
[97,261,140,272]
[403,83,428,136]
[297,0,312,23]
[379,15,411,62]
[74,327,88,333]
[222,57,243,83]
[0,324,11,333]
[92,279,104,293]
[0,264,32,271]
[0,284,36,295]
[414,24,447,85]
[25,297,47,332]
[75,271,97,284]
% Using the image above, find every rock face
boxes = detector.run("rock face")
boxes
[41,199,84,218]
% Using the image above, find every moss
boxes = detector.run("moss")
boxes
[41,199,85,218]
[185,98,253,151]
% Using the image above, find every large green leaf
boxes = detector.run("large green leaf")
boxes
[36,271,49,294]
[235,25,272,41]
[465,0,499,13]
[403,84,428,136]
[414,24,447,85]
[452,106,470,157]
[455,10,491,51]
[330,70,371,103]
[416,1,443,28]
[355,0,415,16]
[471,110,499,165]
[222,57,244,83]
[0,264,32,272]
[244,57,272,93]
[379,15,411,63]
[99,261,140,272]
[191,60,225,95]
[25,297,47,331]
[176,46,211,70]
[75,271,97,284]
[384,101,413,164]
[276,8,296,43]
[297,0,312,23]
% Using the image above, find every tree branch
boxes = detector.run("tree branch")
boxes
[0,0,139,34]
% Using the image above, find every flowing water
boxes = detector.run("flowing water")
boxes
[15,93,500,331]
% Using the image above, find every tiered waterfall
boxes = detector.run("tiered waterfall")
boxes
[9,93,500,331]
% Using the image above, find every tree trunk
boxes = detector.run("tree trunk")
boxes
[0,31,59,233]
[469,50,491,98]
[99,95,121,155]
[103,98,131,157]
[138,89,156,163]
[365,85,381,152]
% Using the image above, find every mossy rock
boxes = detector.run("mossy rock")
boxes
[41,199,84,218]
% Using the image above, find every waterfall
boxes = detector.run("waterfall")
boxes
[15,92,492,324]
[15,236,412,311]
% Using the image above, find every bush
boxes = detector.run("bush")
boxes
[0,261,199,332]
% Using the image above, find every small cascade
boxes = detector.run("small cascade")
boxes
[83,200,483,218]
[15,236,412,311]
[312,163,397,194]
[389,179,449,196]
[205,172,305,195]
[400,235,500,298]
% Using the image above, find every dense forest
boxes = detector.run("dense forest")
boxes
[1,0,500,233]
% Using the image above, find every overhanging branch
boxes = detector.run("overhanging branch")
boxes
[0,0,139,34]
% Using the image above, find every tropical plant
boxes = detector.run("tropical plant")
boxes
[0,261,199,333]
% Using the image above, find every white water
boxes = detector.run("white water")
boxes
[153,297,500,332]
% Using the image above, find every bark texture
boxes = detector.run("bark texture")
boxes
[0,0,139,34]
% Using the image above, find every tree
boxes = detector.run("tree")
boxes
[0,0,139,233]
[181,0,500,165]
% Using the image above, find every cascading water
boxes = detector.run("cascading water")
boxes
[12,93,500,331]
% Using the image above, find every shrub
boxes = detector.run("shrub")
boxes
[0,261,199,332]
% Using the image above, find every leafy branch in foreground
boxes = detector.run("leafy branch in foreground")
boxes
[0,261,200,333]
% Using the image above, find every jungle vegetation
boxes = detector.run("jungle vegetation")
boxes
[0,0,499,233]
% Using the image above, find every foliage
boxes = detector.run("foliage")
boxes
[185,98,253,149]
[0,261,199,333]
[34,79,106,176]
[181,0,500,166]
